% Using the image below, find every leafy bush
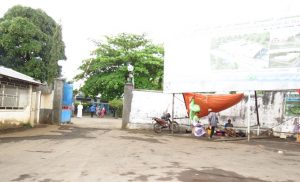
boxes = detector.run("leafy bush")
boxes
[109,99,123,117]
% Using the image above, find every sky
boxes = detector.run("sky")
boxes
[1,0,300,88]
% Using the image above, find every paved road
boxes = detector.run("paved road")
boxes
[0,116,299,182]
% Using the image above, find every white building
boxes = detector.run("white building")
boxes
[0,66,41,129]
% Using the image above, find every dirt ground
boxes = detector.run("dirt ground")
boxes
[0,116,299,182]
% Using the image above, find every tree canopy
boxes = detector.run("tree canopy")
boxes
[75,33,164,100]
[0,5,66,83]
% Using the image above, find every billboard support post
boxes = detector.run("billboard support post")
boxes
[247,91,252,142]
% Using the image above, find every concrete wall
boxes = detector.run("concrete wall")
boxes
[0,85,33,129]
[0,79,67,128]
[39,91,54,124]
[128,90,299,134]
[128,90,189,129]
[219,92,285,127]
[0,106,31,129]
[52,79,64,124]
[41,91,54,109]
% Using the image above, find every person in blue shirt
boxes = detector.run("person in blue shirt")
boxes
[225,119,235,137]
[225,119,233,128]
[90,105,96,118]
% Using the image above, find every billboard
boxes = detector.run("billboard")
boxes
[164,16,300,93]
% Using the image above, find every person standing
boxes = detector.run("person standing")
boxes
[71,103,75,117]
[100,107,106,118]
[96,105,100,117]
[77,103,83,118]
[90,105,96,118]
[208,109,218,139]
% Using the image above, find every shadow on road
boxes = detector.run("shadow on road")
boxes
[0,125,111,144]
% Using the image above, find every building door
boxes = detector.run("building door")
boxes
[61,83,73,123]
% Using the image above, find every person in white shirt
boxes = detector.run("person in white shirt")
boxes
[77,103,83,118]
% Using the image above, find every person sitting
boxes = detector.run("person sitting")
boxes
[188,98,200,133]
[192,120,206,137]
[224,119,235,137]
[225,119,233,128]
[161,113,171,120]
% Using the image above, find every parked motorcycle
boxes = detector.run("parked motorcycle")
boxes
[152,113,180,133]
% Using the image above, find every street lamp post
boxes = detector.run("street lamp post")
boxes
[127,63,134,85]
[57,60,65,78]
[122,63,134,129]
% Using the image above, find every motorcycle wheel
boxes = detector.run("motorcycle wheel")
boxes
[153,123,162,133]
[170,121,180,133]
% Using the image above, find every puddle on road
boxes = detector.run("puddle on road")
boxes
[119,136,164,143]
[156,176,174,181]
[12,174,32,181]
[177,168,269,182]
[120,171,136,176]
[25,150,53,153]
[12,173,63,182]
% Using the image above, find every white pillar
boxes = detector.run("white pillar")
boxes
[171,93,175,134]
[247,91,251,141]
[28,85,33,125]
[36,91,41,124]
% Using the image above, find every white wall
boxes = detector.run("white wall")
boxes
[40,91,54,109]
[0,85,32,125]
[128,90,299,134]
[219,92,285,127]
[128,90,189,128]
[0,85,41,126]
[0,106,31,124]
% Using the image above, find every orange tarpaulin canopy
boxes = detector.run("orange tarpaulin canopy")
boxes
[183,92,244,118]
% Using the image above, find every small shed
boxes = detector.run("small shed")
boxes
[0,66,41,129]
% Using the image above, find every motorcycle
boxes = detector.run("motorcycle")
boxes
[152,113,180,133]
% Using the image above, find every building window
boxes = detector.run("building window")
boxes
[0,83,29,110]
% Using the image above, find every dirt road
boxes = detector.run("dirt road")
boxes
[0,116,299,182]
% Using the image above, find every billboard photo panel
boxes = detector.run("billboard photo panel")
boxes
[164,16,300,93]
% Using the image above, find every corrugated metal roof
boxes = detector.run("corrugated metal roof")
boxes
[0,66,41,85]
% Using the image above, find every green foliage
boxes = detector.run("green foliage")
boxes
[22,122,33,128]
[75,33,164,100]
[74,102,90,113]
[0,5,66,83]
[109,98,123,117]
[73,89,79,97]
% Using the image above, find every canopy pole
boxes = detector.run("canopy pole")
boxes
[247,91,251,141]
[254,91,260,136]
[171,93,175,135]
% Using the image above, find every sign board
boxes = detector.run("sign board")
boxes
[164,16,300,93]
[285,93,300,116]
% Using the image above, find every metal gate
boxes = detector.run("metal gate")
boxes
[61,83,73,123]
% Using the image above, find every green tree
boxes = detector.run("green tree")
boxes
[109,98,123,118]
[75,33,164,100]
[0,5,66,83]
